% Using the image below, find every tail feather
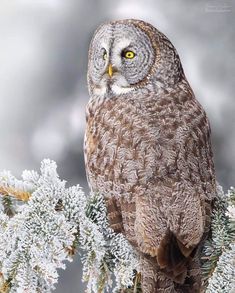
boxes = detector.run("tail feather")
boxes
[139,252,202,293]
[156,229,195,283]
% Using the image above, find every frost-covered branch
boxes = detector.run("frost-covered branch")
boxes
[201,186,235,292]
[0,160,81,292]
[0,160,138,293]
[0,160,234,293]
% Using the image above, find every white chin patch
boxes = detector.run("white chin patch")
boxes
[93,74,134,96]
[111,84,134,95]
[93,84,134,96]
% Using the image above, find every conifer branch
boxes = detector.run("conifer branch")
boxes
[201,185,235,292]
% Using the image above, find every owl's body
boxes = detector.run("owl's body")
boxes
[84,19,216,292]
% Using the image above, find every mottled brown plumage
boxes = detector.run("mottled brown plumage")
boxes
[84,19,216,292]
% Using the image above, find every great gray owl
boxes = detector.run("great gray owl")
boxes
[84,19,216,293]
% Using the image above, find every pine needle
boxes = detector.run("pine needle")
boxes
[0,186,31,202]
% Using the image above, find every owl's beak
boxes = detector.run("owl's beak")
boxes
[108,64,113,77]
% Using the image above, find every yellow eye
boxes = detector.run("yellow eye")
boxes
[122,50,135,59]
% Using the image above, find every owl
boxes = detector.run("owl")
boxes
[84,19,216,293]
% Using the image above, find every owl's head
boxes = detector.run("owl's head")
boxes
[87,19,184,97]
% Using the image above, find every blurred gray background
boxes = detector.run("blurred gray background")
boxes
[0,0,234,292]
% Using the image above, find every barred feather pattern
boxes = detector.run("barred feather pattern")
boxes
[85,19,216,292]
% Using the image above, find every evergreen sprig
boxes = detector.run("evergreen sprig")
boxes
[201,185,235,292]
